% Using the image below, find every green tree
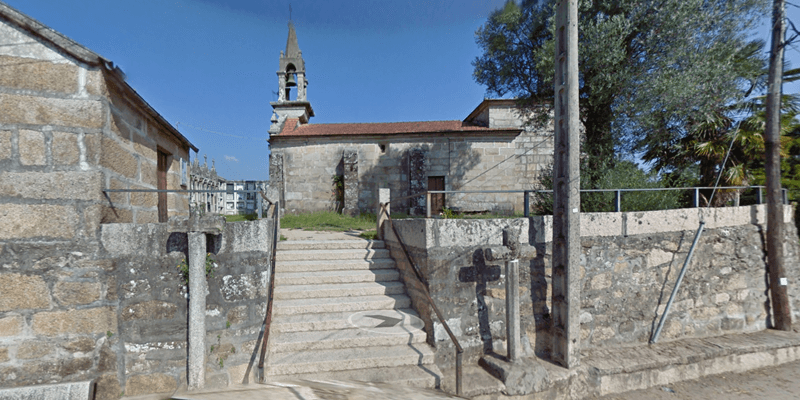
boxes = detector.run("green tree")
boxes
[473,0,769,186]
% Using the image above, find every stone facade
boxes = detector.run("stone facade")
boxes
[189,155,226,215]
[384,205,800,369]
[267,24,554,216]
[269,101,554,215]
[0,3,228,398]
[0,3,195,226]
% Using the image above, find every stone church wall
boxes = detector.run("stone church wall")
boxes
[270,122,554,215]
[384,205,800,367]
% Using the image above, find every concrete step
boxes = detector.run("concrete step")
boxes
[272,308,422,333]
[275,269,400,285]
[273,281,406,300]
[277,240,386,251]
[277,258,396,272]
[266,343,436,376]
[276,248,391,262]
[266,364,442,389]
[271,326,427,353]
[273,294,412,316]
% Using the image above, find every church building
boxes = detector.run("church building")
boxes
[268,22,555,216]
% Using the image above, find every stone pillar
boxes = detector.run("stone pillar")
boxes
[377,188,390,240]
[552,0,581,368]
[187,231,207,390]
[342,150,359,216]
[506,259,520,361]
[277,73,286,102]
[408,148,427,216]
[297,72,306,101]
[269,153,284,215]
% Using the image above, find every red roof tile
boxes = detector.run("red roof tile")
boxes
[275,119,519,137]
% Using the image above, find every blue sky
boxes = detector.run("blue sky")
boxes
[5,0,799,180]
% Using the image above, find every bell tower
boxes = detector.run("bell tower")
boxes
[270,21,314,134]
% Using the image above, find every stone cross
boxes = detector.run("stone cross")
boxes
[169,214,225,391]
[483,228,537,362]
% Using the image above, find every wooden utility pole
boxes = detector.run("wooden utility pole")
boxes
[552,0,581,367]
[765,0,793,331]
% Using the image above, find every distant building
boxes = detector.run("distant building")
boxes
[189,155,225,214]
[189,158,267,215]
[222,180,267,215]
[267,22,554,216]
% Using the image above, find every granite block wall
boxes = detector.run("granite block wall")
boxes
[384,205,800,369]
[0,218,274,399]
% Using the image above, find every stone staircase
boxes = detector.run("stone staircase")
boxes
[265,238,442,388]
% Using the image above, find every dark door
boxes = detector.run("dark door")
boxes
[157,150,168,222]
[428,176,445,215]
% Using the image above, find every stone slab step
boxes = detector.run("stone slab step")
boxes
[266,343,436,376]
[272,308,422,333]
[273,294,411,316]
[277,240,385,251]
[275,269,400,285]
[270,326,427,353]
[276,248,390,262]
[273,281,406,300]
[277,258,396,272]
[266,364,442,390]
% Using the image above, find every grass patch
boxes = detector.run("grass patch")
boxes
[281,211,376,232]
[359,230,378,240]
[224,213,258,222]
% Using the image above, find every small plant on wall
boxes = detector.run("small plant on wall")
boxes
[176,253,217,283]
[331,174,344,213]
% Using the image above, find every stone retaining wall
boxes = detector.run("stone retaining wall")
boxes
[384,205,800,367]
[0,218,274,399]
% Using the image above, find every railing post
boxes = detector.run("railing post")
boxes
[614,190,621,212]
[426,192,432,218]
[783,188,788,204]
[524,191,530,217]
[693,188,700,208]
[758,187,763,204]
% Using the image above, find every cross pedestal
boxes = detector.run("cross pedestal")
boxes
[482,228,536,361]
[169,214,225,391]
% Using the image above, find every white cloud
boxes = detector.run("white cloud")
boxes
[224,155,239,162]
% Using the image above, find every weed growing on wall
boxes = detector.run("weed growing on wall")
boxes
[177,253,217,283]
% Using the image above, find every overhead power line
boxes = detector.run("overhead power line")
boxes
[176,122,265,141]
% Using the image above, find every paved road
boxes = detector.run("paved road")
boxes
[597,359,800,400]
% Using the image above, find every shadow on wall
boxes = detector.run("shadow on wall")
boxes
[355,141,483,215]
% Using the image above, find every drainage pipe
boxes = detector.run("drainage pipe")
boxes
[650,221,706,344]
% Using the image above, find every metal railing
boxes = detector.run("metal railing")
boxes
[416,185,789,218]
[379,202,463,396]
[257,194,280,380]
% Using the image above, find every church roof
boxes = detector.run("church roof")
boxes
[274,118,521,137]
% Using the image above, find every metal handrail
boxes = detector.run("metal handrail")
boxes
[256,197,280,380]
[410,185,787,217]
[380,204,463,396]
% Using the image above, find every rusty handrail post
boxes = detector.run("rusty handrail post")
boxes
[257,202,280,380]
[381,204,463,395]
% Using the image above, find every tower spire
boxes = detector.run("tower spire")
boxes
[270,19,314,135]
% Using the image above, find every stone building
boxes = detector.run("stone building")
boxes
[0,2,202,397]
[189,155,225,214]
[189,156,268,216]
[268,23,554,216]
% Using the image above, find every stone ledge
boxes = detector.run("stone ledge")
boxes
[0,380,94,400]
